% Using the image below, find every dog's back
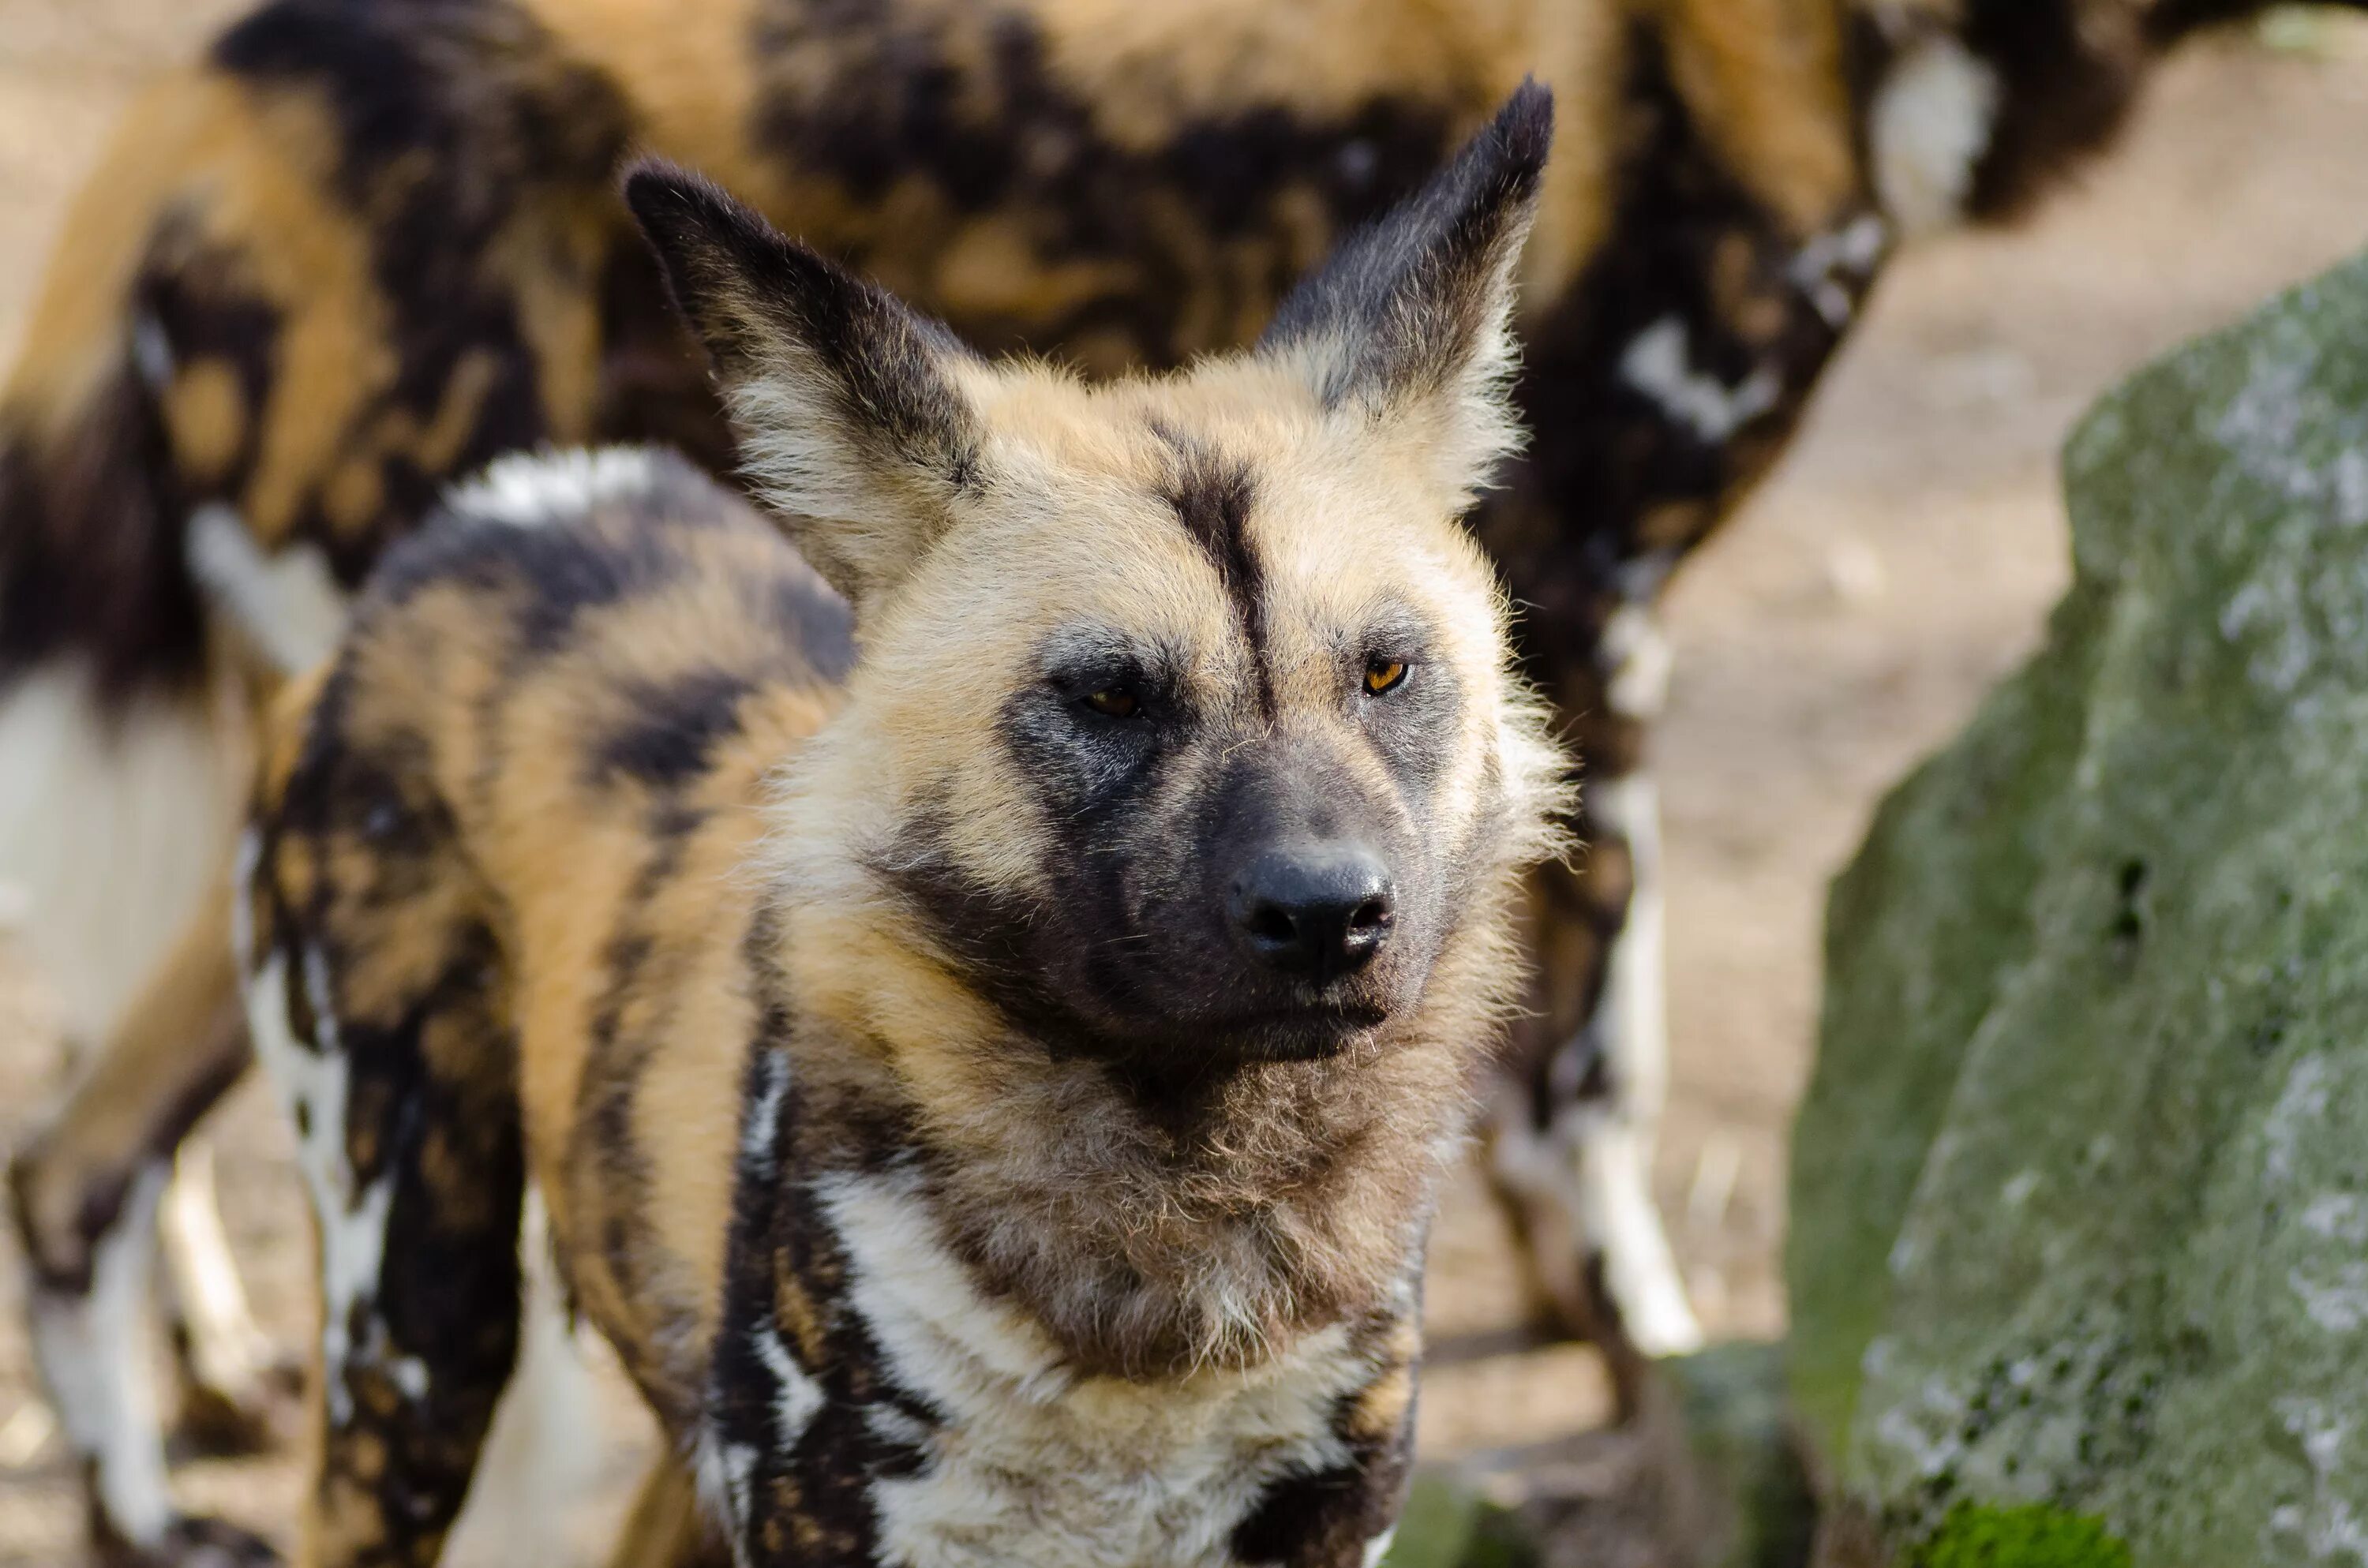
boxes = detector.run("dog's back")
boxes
[242,447,848,1490]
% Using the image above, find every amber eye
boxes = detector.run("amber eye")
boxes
[1363,658,1408,696]
[1085,686,1141,718]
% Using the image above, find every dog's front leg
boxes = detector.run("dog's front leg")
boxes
[242,921,525,1568]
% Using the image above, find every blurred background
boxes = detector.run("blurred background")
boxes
[2,2,2366,1563]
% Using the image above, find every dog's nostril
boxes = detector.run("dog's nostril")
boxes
[1347,897,1392,935]
[1248,905,1298,946]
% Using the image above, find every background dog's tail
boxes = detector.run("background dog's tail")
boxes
[0,73,242,1050]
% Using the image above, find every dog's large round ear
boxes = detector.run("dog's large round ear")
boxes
[624,163,988,615]
[1258,81,1553,507]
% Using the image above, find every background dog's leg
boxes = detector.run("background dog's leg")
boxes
[1486,610,1699,1416]
[605,1453,729,1568]
[9,895,275,1566]
[440,1192,607,1568]
[158,1138,290,1457]
[242,927,524,1568]
[1576,753,1699,1364]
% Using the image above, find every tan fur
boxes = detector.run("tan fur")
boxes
[220,125,1568,1561]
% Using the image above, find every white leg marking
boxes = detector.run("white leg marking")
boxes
[244,949,400,1426]
[159,1141,276,1405]
[184,503,350,676]
[1869,32,2001,237]
[30,1164,176,1547]
[1587,773,1669,1148]
[1618,318,1782,445]
[1363,1526,1399,1566]
[444,1190,605,1566]
[1578,768,1700,1357]
[1599,604,1674,724]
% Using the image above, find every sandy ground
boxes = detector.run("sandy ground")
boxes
[2,3,2366,1562]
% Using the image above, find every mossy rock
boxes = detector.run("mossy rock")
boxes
[1911,1504,2130,1568]
[1788,249,2368,1563]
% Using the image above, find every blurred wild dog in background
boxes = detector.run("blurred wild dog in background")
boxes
[2,0,2351,1558]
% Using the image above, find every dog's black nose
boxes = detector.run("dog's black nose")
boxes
[1228,843,1396,982]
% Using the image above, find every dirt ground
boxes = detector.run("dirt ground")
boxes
[3,4,2367,1563]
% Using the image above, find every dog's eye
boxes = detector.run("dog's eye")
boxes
[1084,686,1141,719]
[1363,658,1408,696]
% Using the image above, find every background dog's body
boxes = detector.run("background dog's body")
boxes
[0,0,2339,1550]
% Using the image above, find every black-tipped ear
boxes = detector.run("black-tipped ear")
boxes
[624,161,985,612]
[1259,81,1551,499]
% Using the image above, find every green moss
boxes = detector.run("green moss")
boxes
[1913,1504,2131,1568]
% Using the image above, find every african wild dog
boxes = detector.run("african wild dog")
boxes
[215,91,1557,1566]
[4,0,2349,1542]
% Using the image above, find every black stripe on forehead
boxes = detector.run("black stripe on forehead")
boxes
[1150,422,1273,712]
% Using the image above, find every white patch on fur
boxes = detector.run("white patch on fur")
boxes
[245,949,397,1426]
[229,828,263,974]
[1576,769,1697,1357]
[1598,604,1673,721]
[742,1049,790,1176]
[1869,33,2001,236]
[819,1169,1374,1568]
[184,503,350,676]
[1363,1527,1398,1566]
[0,664,234,1046]
[695,1423,761,1544]
[447,446,665,528]
[131,313,174,392]
[755,1327,827,1450]
[444,1189,605,1566]
[157,1142,276,1405]
[1586,771,1668,1144]
[1789,214,1890,327]
[1618,319,1781,445]
[29,1164,174,1547]
[0,664,266,1424]
[1493,769,1702,1360]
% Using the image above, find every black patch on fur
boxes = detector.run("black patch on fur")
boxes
[592,668,761,787]
[212,0,635,581]
[865,826,1093,1052]
[1151,424,1272,710]
[0,379,201,703]
[1231,1454,1409,1567]
[1230,1312,1418,1565]
[247,729,530,1561]
[372,466,713,657]
[706,902,938,1564]
[1471,27,1860,696]
[743,1,1456,359]
[1958,0,2149,221]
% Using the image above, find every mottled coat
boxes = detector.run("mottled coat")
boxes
[234,103,1565,1566]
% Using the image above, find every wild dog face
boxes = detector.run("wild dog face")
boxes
[628,83,1568,1080]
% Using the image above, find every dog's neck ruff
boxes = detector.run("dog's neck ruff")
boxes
[699,1024,1429,1567]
